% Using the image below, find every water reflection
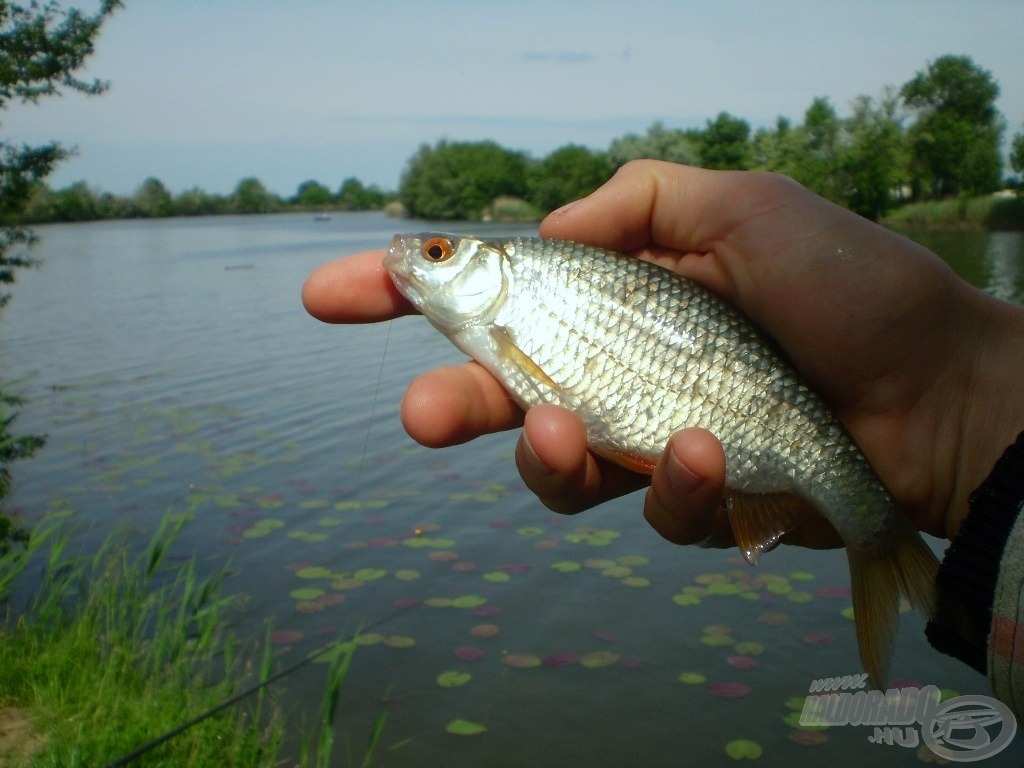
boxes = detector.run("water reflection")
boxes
[902,230,1024,304]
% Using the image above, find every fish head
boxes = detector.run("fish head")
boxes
[383,233,508,332]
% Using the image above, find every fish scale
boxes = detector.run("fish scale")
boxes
[383,231,940,688]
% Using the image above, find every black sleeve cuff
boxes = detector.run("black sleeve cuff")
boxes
[925,430,1024,673]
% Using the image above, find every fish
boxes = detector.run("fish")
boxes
[383,231,939,688]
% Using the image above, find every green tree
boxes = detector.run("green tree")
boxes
[789,97,847,202]
[699,112,752,171]
[1012,124,1024,184]
[606,121,699,168]
[0,0,122,542]
[173,187,226,217]
[901,55,1004,197]
[133,177,173,217]
[526,144,611,213]
[842,91,907,219]
[399,140,529,220]
[336,176,384,210]
[294,179,332,208]
[231,177,277,214]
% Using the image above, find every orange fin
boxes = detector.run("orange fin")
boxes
[490,327,560,391]
[847,513,938,689]
[592,446,657,475]
[725,491,819,565]
[848,548,900,689]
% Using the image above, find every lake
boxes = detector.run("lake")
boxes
[3,212,1023,767]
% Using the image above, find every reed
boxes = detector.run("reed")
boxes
[0,515,395,767]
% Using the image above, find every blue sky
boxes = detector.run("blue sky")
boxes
[6,0,1023,196]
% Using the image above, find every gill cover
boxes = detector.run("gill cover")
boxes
[387,233,508,333]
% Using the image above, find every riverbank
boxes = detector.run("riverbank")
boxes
[883,193,1024,231]
[0,516,388,767]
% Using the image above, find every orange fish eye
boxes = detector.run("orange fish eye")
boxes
[422,236,454,262]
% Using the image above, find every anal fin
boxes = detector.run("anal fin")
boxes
[592,446,657,475]
[725,490,820,565]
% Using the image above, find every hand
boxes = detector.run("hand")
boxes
[303,160,1024,546]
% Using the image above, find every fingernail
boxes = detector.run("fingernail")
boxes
[666,444,703,494]
[520,431,554,476]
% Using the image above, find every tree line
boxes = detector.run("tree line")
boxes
[400,55,1024,222]
[19,174,388,223]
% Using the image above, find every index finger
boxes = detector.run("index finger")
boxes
[302,249,414,324]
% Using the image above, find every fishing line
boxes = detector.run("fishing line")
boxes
[100,602,416,768]
[354,320,393,490]
[103,323,403,767]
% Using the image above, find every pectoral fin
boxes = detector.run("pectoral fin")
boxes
[490,327,560,392]
[724,490,821,565]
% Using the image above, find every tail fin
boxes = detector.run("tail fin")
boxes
[847,513,939,689]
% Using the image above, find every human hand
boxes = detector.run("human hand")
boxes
[303,160,1024,547]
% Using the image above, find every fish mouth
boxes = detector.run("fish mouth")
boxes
[382,236,427,311]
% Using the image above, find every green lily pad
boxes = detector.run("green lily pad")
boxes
[296,566,332,579]
[290,588,325,601]
[725,739,763,760]
[446,719,487,736]
[437,671,472,688]
[551,561,582,573]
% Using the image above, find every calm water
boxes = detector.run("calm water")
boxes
[3,213,1023,767]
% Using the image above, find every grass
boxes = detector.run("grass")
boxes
[884,192,1024,231]
[0,514,394,768]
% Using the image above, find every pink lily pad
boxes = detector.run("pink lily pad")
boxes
[707,682,752,698]
[504,653,542,668]
[802,632,835,645]
[471,605,501,617]
[788,729,828,745]
[429,551,460,562]
[814,585,851,599]
[727,656,758,670]
[270,630,304,645]
[591,629,618,643]
[454,646,486,662]
[470,624,499,638]
[758,612,788,626]
[500,563,531,574]
[542,652,580,667]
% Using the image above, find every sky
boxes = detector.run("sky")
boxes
[5,0,1023,197]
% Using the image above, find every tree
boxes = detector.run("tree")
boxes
[399,140,529,220]
[133,177,173,217]
[697,112,751,171]
[842,90,907,219]
[336,177,384,210]
[526,144,611,213]
[231,177,277,214]
[0,0,122,542]
[1012,125,1024,184]
[901,55,1004,197]
[294,179,332,208]
[789,97,846,202]
[606,121,699,168]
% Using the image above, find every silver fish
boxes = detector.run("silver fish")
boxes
[383,232,938,687]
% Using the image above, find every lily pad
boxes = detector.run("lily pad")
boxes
[503,653,542,668]
[446,719,487,736]
[437,671,472,688]
[579,651,620,668]
[725,739,763,759]
[678,672,707,684]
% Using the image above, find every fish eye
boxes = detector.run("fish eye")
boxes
[422,236,454,262]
